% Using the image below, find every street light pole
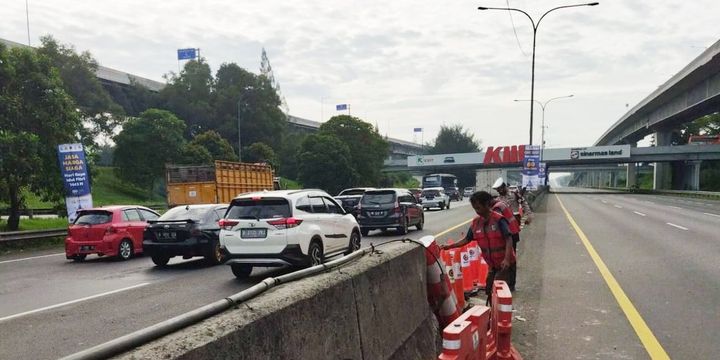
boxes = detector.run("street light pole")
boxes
[478,2,598,145]
[514,94,574,160]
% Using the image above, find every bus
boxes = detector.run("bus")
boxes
[422,173,461,200]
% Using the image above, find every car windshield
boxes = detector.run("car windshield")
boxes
[362,192,396,205]
[338,197,359,207]
[73,211,112,225]
[159,206,210,222]
[226,199,291,220]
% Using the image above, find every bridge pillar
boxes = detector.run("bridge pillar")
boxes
[653,130,673,190]
[681,160,702,190]
[626,163,637,188]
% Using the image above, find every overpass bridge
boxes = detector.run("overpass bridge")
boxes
[384,144,720,190]
[595,37,720,190]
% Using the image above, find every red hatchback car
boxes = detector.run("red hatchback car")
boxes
[65,206,160,261]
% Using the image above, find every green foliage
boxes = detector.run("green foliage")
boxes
[279,178,302,190]
[244,142,278,168]
[429,124,482,187]
[700,161,720,191]
[298,134,358,195]
[0,44,83,230]
[0,217,69,231]
[379,172,420,188]
[103,80,159,117]
[113,109,186,192]
[179,143,214,165]
[278,132,308,180]
[37,36,123,137]
[190,130,237,161]
[159,61,286,151]
[673,112,720,144]
[319,115,389,186]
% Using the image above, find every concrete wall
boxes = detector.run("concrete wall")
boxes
[115,242,440,360]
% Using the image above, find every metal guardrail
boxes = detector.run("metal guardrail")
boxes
[0,228,67,243]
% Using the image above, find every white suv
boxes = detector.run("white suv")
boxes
[219,190,362,279]
[420,187,451,210]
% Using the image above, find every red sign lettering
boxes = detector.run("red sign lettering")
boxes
[483,145,526,164]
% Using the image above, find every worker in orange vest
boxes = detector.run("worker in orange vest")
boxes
[490,196,520,291]
[441,191,516,296]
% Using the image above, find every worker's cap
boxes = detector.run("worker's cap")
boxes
[492,177,505,189]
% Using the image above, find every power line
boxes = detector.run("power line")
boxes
[506,0,529,57]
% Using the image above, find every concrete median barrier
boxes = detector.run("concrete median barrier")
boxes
[115,242,441,360]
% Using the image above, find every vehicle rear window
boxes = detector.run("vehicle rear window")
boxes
[159,206,210,222]
[362,192,396,205]
[74,211,112,225]
[226,199,291,220]
[422,190,441,197]
[339,189,366,196]
[338,197,359,207]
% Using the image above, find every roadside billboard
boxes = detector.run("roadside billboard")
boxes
[57,143,93,223]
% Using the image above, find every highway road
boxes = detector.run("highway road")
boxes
[515,189,720,359]
[0,199,475,360]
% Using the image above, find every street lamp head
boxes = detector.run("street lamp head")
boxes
[587,2,599,6]
[478,6,489,10]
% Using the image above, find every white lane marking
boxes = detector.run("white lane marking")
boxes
[666,223,688,231]
[614,205,623,209]
[0,253,65,265]
[0,283,150,322]
[643,201,654,204]
[667,205,682,210]
[601,200,608,204]
[703,212,720,218]
[633,211,647,217]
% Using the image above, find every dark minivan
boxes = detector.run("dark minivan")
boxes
[356,189,424,236]
[143,204,227,267]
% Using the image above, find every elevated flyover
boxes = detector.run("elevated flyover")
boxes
[595,38,720,190]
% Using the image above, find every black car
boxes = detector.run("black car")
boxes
[356,189,424,236]
[446,187,463,201]
[335,187,375,216]
[143,204,228,267]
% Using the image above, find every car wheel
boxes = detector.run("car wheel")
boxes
[205,240,225,265]
[416,215,424,230]
[151,255,170,267]
[308,241,324,266]
[72,254,87,262]
[439,203,445,210]
[397,218,409,235]
[345,231,361,255]
[231,264,253,279]
[447,201,451,209]
[361,228,370,237]
[117,239,133,261]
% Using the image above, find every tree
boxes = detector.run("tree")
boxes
[244,142,278,169]
[179,143,214,165]
[159,59,214,137]
[319,115,389,186]
[190,130,237,161]
[298,134,357,195]
[429,124,482,188]
[0,44,83,230]
[278,132,308,180]
[429,124,482,154]
[113,109,186,193]
[213,63,286,151]
[37,36,124,137]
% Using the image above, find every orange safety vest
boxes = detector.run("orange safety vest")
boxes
[470,211,515,269]
[491,199,520,235]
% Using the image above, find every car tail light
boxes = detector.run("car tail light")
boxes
[105,226,117,234]
[393,201,402,214]
[218,219,239,230]
[267,217,303,229]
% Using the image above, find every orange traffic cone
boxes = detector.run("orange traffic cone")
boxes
[466,240,481,291]
[477,248,489,290]
[449,241,465,310]
[461,244,474,294]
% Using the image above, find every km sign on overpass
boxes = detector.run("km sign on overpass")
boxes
[409,144,633,169]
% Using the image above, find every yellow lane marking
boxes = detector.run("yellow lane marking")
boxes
[555,194,670,360]
[434,218,474,238]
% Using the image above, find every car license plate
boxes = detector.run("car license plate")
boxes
[241,228,267,239]
[426,196,434,200]
[158,232,177,240]
[80,245,95,251]
[370,211,384,216]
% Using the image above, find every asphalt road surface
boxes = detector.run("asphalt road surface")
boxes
[514,189,720,359]
[0,199,475,360]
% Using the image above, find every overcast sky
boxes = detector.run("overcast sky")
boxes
[2,1,718,149]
